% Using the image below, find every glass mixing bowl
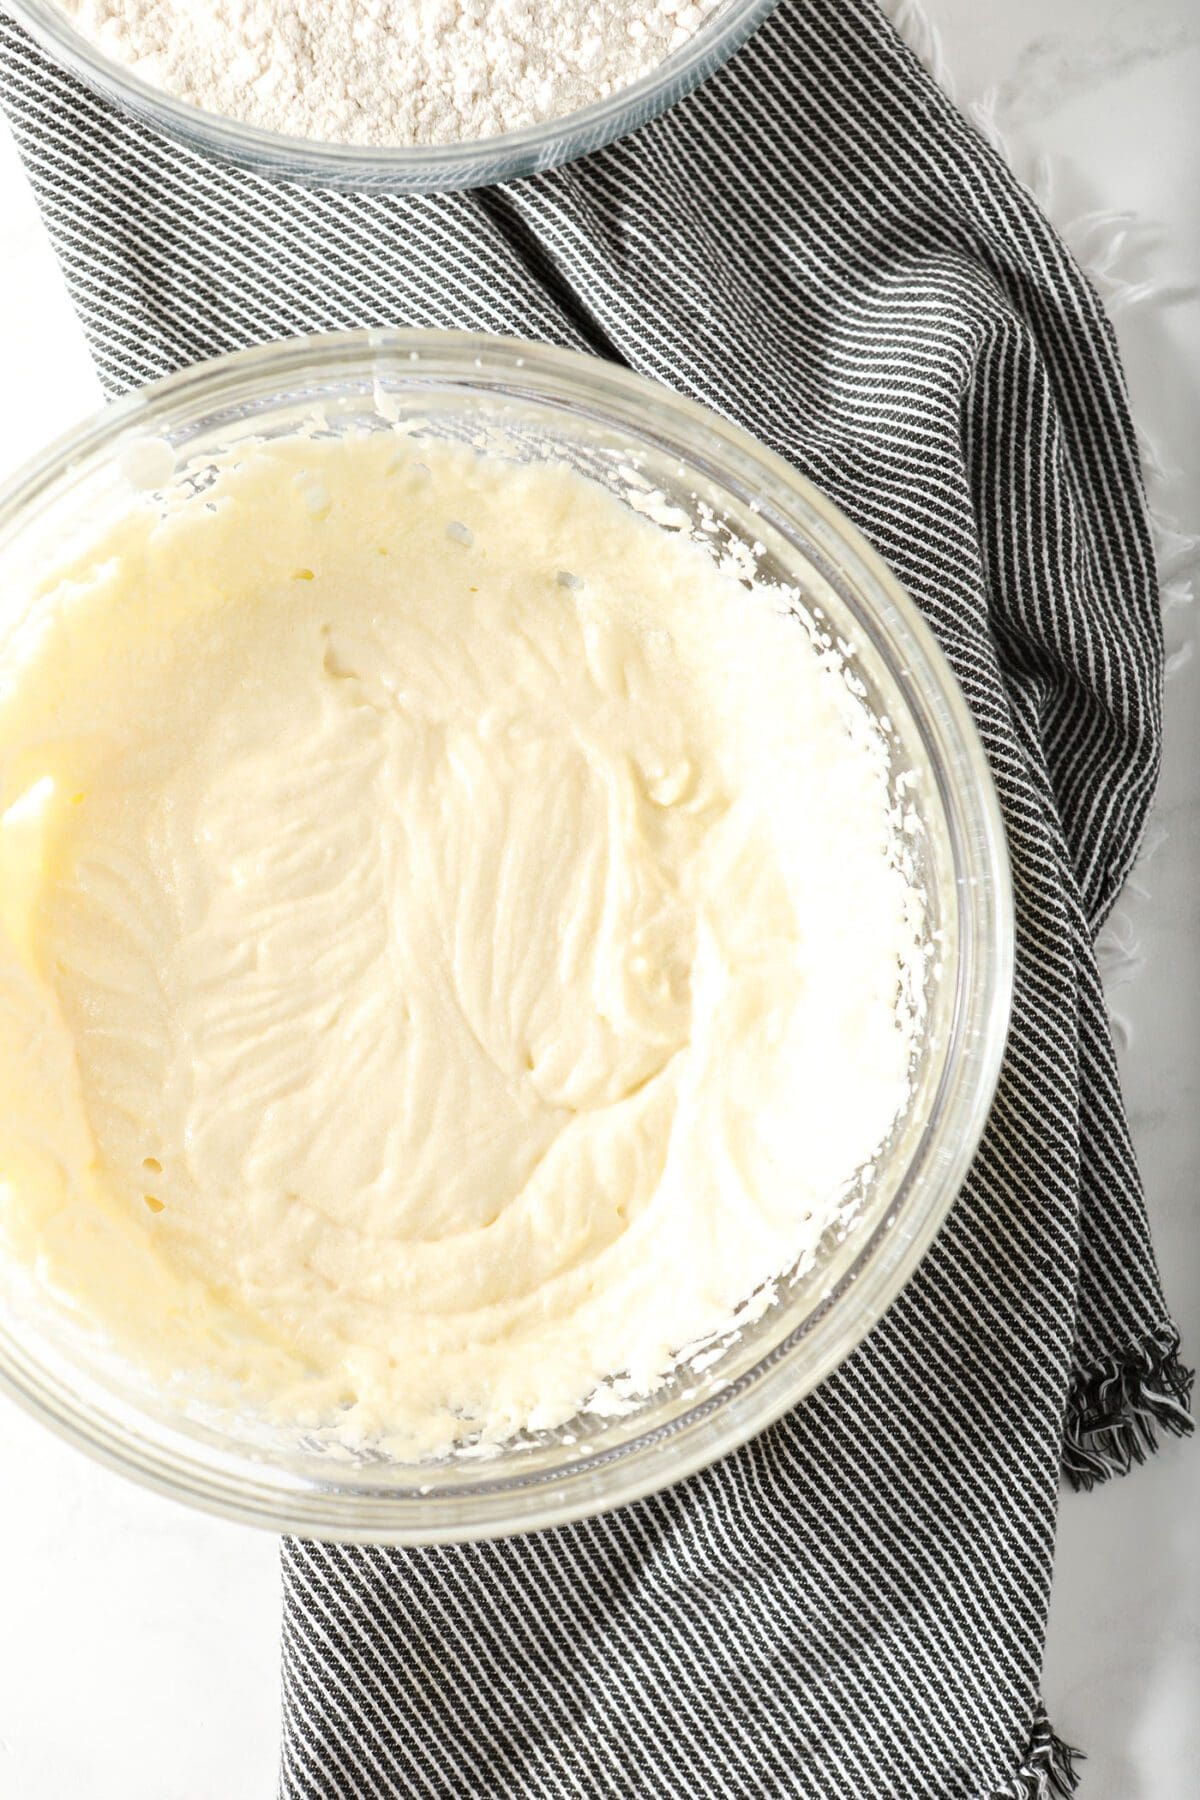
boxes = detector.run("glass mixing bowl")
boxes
[0,330,1012,1543]
[5,0,780,191]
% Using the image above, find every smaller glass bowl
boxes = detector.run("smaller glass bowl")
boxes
[0,330,1012,1543]
[5,0,780,192]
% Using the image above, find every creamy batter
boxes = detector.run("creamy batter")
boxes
[0,429,920,1456]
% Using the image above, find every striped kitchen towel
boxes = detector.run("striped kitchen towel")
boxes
[0,1,1191,1794]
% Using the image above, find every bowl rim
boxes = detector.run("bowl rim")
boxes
[4,0,781,191]
[0,329,1014,1542]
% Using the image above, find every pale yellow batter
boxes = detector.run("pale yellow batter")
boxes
[0,429,919,1455]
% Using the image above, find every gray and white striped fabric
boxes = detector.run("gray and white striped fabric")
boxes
[0,2,1191,1794]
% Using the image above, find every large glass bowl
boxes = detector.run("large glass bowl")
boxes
[0,330,1012,1543]
[4,0,780,191]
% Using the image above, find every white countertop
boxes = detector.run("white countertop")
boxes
[0,2,1195,1795]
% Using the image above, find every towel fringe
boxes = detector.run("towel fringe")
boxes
[990,1707,1082,1799]
[1065,1323,1194,1490]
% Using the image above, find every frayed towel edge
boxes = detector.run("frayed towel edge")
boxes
[989,1705,1083,1799]
[1064,1321,1194,1491]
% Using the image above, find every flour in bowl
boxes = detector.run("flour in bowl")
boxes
[59,0,710,147]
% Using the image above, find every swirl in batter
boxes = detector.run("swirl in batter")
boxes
[0,430,920,1454]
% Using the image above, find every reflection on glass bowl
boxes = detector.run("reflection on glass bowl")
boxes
[0,329,1012,1543]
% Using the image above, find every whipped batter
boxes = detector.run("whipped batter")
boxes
[0,429,920,1456]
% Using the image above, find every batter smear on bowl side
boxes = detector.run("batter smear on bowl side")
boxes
[0,430,922,1457]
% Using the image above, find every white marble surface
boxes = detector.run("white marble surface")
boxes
[0,1,1195,1794]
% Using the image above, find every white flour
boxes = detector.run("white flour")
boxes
[60,0,708,147]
